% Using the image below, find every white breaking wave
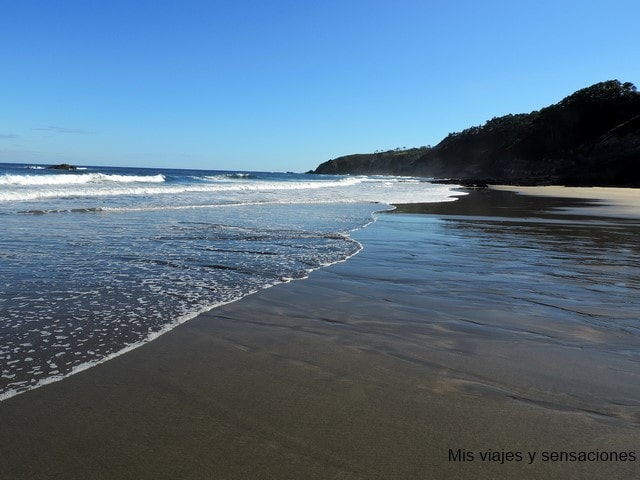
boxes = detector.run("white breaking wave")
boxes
[0,172,166,186]
[0,176,365,202]
[199,173,255,181]
[0,175,465,205]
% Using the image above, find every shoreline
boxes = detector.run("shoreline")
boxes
[0,230,366,405]
[1,188,639,479]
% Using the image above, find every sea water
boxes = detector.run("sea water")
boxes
[0,162,463,400]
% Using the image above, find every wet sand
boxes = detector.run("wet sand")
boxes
[1,188,640,479]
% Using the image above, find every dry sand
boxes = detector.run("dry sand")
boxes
[1,188,639,480]
[491,185,640,218]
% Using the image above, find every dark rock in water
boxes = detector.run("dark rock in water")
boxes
[312,80,640,187]
[47,163,77,170]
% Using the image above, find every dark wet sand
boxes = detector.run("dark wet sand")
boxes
[1,189,640,479]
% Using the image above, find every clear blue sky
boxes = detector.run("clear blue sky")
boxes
[1,0,638,172]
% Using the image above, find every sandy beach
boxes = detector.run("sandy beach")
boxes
[1,188,639,480]
[491,185,640,218]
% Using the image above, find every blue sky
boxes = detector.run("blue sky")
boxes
[1,0,638,172]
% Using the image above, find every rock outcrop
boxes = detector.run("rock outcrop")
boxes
[47,163,77,170]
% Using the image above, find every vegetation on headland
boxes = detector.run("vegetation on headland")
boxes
[312,80,640,186]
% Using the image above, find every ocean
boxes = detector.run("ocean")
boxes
[0,162,463,400]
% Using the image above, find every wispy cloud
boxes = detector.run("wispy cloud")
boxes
[0,134,18,140]
[36,125,96,135]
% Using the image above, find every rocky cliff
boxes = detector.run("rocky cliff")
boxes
[312,80,640,186]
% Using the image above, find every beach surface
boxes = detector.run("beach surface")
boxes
[1,188,639,479]
[491,185,640,218]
